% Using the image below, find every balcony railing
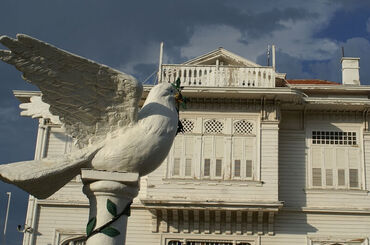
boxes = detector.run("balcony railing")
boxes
[160,64,275,88]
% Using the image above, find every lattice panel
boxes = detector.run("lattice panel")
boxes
[234,120,254,135]
[204,119,224,134]
[180,119,195,133]
[312,131,357,145]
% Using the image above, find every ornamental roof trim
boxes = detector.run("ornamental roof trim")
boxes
[182,47,261,67]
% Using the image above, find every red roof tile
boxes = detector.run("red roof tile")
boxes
[286,79,340,85]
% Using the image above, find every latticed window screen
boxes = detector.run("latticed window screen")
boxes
[204,119,224,134]
[234,120,254,135]
[312,131,357,145]
[180,119,195,133]
[310,130,361,189]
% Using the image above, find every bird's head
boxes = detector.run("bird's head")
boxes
[145,79,188,112]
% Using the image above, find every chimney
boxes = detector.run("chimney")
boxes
[341,57,360,85]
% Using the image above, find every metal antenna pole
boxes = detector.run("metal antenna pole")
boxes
[157,42,164,84]
[3,192,11,245]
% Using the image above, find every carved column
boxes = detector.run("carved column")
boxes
[81,169,139,245]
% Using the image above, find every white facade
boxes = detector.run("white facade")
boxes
[15,48,370,245]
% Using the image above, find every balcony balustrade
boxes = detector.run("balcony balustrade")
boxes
[160,64,275,88]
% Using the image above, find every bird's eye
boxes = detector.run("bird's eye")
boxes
[170,89,174,93]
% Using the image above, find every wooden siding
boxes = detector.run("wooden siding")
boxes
[279,127,370,211]
[278,131,306,208]
[23,111,370,244]
[144,121,279,203]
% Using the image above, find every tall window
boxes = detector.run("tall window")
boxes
[170,118,196,178]
[202,136,224,178]
[309,130,362,189]
[169,116,258,181]
[232,120,255,179]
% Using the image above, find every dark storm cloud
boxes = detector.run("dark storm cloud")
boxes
[0,0,316,79]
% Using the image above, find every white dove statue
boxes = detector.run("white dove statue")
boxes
[0,34,182,199]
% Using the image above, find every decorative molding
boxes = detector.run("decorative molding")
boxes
[149,208,278,236]
[306,110,364,123]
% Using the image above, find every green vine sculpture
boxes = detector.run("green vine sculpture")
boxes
[86,199,132,239]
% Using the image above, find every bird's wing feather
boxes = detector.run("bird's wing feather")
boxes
[0,34,143,148]
[0,146,100,199]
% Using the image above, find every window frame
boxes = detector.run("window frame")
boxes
[306,124,365,190]
[162,234,258,245]
[167,114,260,181]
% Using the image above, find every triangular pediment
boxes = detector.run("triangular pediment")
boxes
[183,47,261,67]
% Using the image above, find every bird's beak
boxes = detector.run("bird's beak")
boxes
[175,91,183,104]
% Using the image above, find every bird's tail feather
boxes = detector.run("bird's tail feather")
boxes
[0,147,100,199]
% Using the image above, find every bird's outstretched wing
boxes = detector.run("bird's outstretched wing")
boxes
[0,34,143,148]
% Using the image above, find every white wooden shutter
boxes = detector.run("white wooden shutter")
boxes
[246,160,252,178]
[173,158,180,176]
[204,159,211,177]
[233,138,243,178]
[203,137,212,177]
[172,137,183,176]
[324,148,334,186]
[185,158,192,176]
[215,159,222,177]
[245,138,254,178]
[348,148,360,188]
[203,137,213,158]
[234,160,241,177]
[173,137,183,157]
[312,147,322,186]
[215,137,224,177]
[336,149,346,186]
[184,137,194,177]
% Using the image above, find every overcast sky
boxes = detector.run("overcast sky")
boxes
[1,1,370,244]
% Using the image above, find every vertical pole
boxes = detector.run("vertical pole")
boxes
[82,170,139,245]
[3,192,11,245]
[158,42,164,84]
[272,45,276,70]
[267,45,270,66]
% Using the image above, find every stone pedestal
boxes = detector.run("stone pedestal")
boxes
[81,169,139,245]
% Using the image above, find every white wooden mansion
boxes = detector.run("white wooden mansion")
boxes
[14,48,370,245]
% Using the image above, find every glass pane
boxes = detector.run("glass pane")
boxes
[204,159,210,176]
[349,169,359,188]
[185,158,192,176]
[234,160,241,177]
[246,160,252,178]
[215,159,222,177]
[312,168,322,186]
[173,158,180,176]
